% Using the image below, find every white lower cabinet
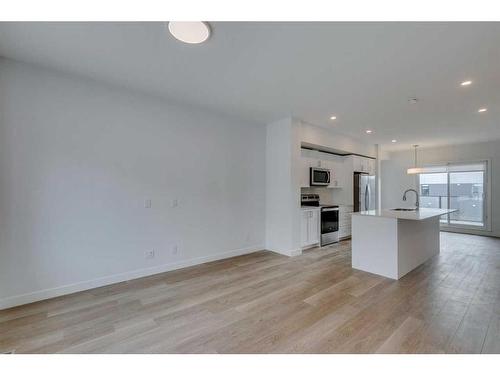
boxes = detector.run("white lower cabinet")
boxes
[300,211,309,247]
[300,209,320,248]
[338,205,353,240]
[308,210,320,245]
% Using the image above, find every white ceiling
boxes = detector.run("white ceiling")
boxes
[1,22,499,150]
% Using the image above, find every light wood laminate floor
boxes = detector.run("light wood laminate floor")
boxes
[1,232,500,354]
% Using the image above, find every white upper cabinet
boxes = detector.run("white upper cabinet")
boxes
[324,158,342,188]
[352,155,368,173]
[367,158,376,175]
[348,155,376,174]
[299,149,376,190]
[308,150,323,168]
[351,155,363,172]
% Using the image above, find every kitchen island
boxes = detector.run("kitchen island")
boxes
[351,208,457,279]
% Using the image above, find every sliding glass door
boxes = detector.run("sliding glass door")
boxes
[418,161,487,229]
[419,172,448,223]
[449,168,485,227]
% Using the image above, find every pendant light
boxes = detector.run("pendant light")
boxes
[407,145,425,174]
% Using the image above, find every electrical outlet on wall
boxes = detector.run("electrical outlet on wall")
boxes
[144,199,152,208]
[171,199,178,208]
[145,250,155,259]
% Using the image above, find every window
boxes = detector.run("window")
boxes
[421,184,430,196]
[418,161,488,230]
[419,173,448,224]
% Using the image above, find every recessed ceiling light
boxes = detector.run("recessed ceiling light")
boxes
[461,80,472,86]
[330,116,337,120]
[391,139,397,143]
[366,130,372,134]
[168,22,211,44]
[478,108,487,113]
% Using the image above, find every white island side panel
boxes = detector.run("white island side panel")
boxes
[351,215,399,279]
[397,216,440,278]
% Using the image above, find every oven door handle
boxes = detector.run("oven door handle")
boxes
[321,208,339,212]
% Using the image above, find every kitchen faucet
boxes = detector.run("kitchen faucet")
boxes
[403,189,419,209]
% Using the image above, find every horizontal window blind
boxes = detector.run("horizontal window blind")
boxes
[416,161,486,174]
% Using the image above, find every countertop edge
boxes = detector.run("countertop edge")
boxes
[351,208,458,221]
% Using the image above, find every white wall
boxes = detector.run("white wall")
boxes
[265,118,302,256]
[0,59,266,308]
[381,140,499,237]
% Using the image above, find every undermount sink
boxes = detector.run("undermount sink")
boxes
[391,208,418,211]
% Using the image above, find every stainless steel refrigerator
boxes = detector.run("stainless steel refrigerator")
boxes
[354,172,376,212]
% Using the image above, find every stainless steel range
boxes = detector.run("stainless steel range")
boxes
[301,194,339,247]
[319,206,339,246]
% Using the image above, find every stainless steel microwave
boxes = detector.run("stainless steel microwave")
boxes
[310,167,331,186]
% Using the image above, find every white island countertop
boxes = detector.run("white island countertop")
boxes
[351,208,457,221]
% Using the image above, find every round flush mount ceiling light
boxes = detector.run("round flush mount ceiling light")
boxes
[330,116,337,120]
[168,22,211,44]
[461,80,472,86]
[478,108,487,113]
[366,130,372,134]
[391,139,397,143]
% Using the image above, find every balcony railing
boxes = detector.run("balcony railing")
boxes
[420,194,483,224]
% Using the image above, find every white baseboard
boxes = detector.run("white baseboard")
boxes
[440,227,499,238]
[288,249,303,257]
[267,247,303,257]
[0,244,264,310]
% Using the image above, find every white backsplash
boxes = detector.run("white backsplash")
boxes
[301,187,335,205]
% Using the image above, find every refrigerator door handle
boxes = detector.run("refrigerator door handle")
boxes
[365,184,369,211]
